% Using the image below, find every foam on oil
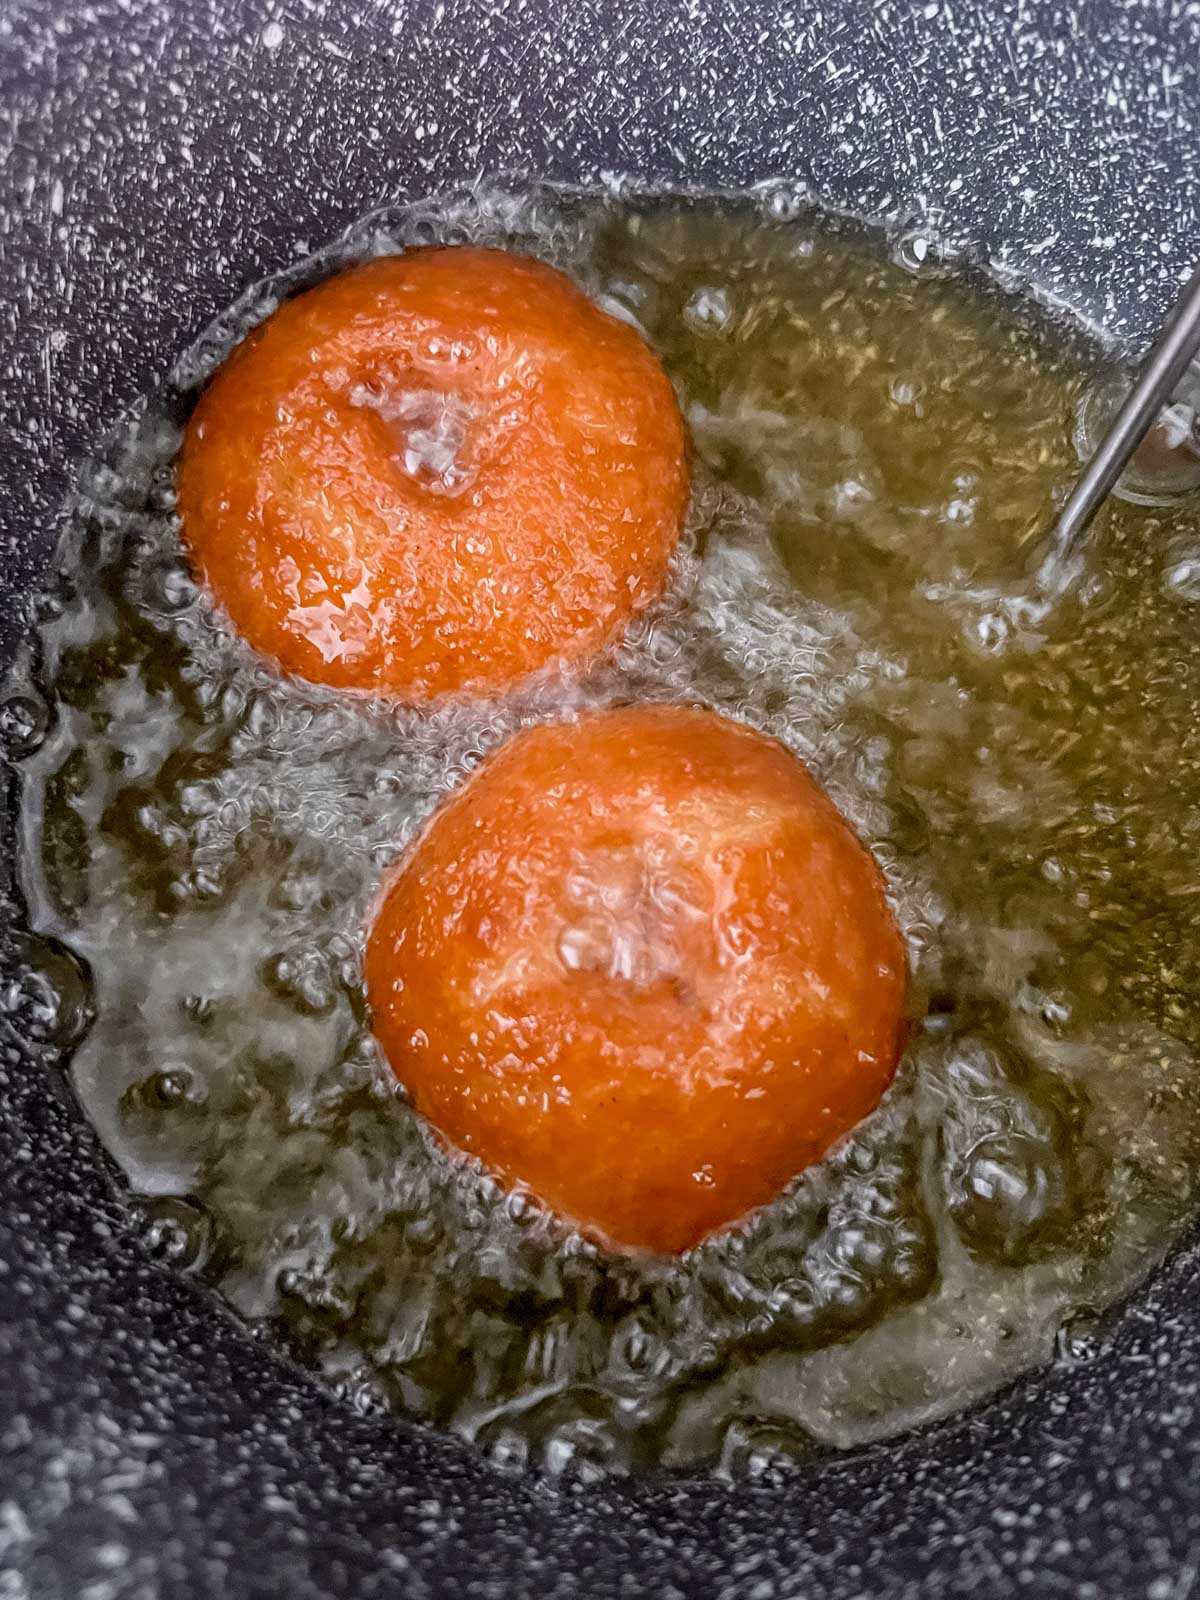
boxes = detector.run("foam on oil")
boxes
[7,181,1200,1478]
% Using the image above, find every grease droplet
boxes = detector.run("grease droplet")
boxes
[134,1195,212,1272]
[0,692,51,759]
[2,935,94,1053]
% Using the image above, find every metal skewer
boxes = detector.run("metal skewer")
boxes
[1051,259,1200,568]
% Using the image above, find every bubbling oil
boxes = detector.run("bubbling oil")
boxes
[8,181,1200,1478]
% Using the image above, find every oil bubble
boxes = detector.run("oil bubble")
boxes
[504,1189,539,1227]
[0,691,51,760]
[133,1195,213,1273]
[951,1136,1063,1254]
[717,1415,810,1482]
[683,286,734,337]
[541,1416,619,1483]
[1163,555,1200,603]
[154,1067,203,1105]
[477,1421,530,1475]
[888,376,925,413]
[2,934,94,1053]
[278,1268,358,1323]
[330,1372,389,1417]
[1055,1313,1105,1367]
[121,1065,206,1120]
[893,231,956,279]
[970,611,1011,655]
[262,945,340,1015]
[754,179,811,223]
[145,556,197,614]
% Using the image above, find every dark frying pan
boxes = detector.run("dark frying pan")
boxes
[2,2,1199,1595]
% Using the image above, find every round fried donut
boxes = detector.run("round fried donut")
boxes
[366,704,908,1253]
[177,248,688,699]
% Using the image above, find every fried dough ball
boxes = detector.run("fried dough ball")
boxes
[366,705,908,1253]
[178,248,688,700]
